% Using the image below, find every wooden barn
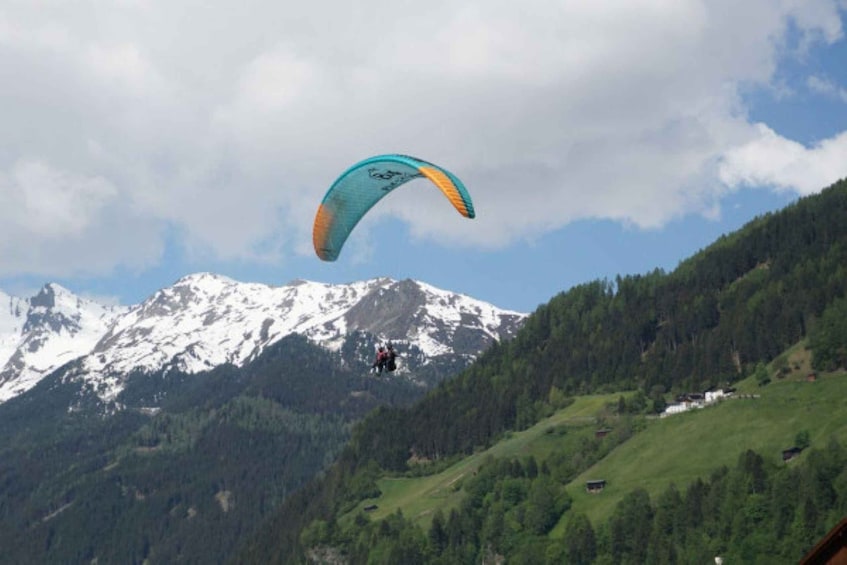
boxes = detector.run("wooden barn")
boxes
[586,480,606,494]
[782,446,803,462]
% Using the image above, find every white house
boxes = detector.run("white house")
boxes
[661,403,691,417]
[661,389,731,418]
[705,390,726,403]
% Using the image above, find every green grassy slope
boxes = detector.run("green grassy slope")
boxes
[347,393,625,526]
[348,370,847,538]
[558,371,847,534]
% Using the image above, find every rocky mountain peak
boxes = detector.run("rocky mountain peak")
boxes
[0,285,127,402]
[29,283,58,309]
[0,274,526,405]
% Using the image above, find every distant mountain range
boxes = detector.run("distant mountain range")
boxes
[0,274,525,563]
[0,274,525,405]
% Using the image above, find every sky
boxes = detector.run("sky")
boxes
[1,0,846,313]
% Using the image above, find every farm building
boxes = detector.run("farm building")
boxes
[782,447,803,462]
[661,388,732,418]
[586,480,606,494]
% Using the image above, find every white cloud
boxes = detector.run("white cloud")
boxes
[719,124,847,194]
[0,161,163,276]
[1,160,115,237]
[808,74,847,102]
[0,0,845,277]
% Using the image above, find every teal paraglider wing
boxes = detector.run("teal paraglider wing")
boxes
[313,154,475,261]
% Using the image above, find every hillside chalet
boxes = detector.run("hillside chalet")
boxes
[586,480,606,494]
[782,447,803,462]
[661,388,732,418]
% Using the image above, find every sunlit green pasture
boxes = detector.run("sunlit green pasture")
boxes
[346,393,625,527]
[555,371,847,535]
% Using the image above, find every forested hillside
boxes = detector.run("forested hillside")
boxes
[0,335,424,563]
[242,179,847,563]
[349,179,847,468]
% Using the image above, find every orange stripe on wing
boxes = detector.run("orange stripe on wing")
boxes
[312,203,336,261]
[418,166,472,218]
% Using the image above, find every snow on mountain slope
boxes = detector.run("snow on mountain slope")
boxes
[0,274,525,404]
[83,275,390,386]
[0,284,127,401]
[0,290,28,378]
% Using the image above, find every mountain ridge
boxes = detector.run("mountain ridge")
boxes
[0,274,525,404]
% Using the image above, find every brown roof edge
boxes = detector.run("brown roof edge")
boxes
[800,516,847,565]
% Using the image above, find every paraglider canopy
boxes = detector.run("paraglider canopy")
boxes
[313,154,475,261]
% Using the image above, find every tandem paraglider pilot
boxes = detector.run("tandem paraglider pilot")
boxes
[371,342,397,374]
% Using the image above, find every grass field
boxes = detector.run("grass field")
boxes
[346,393,625,526]
[345,365,847,538]
[554,370,847,535]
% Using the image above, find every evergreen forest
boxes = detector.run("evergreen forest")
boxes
[0,335,425,563]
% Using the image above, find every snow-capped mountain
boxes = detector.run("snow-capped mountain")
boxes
[0,284,127,401]
[0,274,525,404]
